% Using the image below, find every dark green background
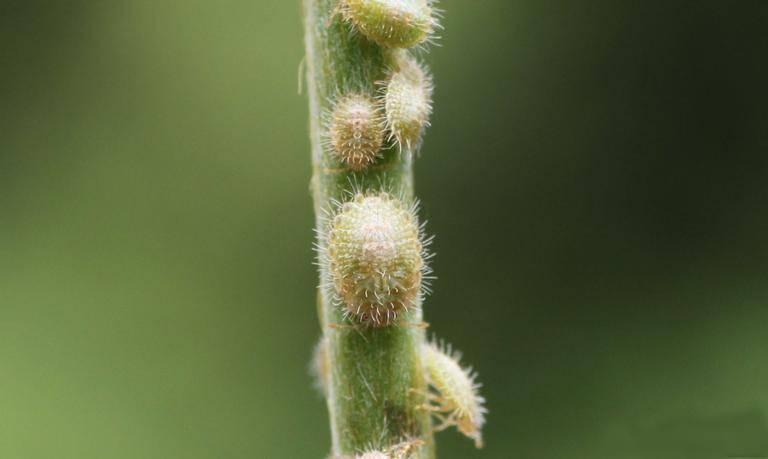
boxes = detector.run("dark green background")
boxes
[2,1,767,458]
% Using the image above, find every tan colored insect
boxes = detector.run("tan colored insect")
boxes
[326,94,385,171]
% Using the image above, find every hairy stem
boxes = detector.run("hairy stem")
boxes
[303,0,435,457]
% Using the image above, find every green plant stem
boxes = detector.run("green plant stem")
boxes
[303,0,435,457]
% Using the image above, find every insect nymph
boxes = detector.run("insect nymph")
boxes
[320,191,431,327]
[422,340,487,448]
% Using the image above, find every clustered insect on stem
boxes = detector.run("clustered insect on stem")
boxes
[321,191,430,327]
[307,1,486,457]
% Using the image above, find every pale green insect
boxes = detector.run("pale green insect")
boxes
[422,340,487,448]
[310,335,330,395]
[380,51,433,153]
[339,0,438,49]
[322,192,431,327]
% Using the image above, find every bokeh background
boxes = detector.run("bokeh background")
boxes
[2,1,767,458]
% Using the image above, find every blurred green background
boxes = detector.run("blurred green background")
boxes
[2,1,767,458]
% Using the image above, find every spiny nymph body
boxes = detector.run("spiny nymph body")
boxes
[329,451,390,459]
[328,452,388,459]
[330,438,424,459]
[422,341,487,448]
[326,192,427,327]
[382,52,433,152]
[340,0,438,49]
[310,336,330,396]
[329,94,385,171]
[357,452,389,459]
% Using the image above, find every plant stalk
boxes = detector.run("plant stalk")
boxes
[303,0,435,457]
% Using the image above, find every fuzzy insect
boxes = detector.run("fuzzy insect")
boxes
[317,190,433,327]
[330,438,425,459]
[380,51,433,153]
[338,0,439,49]
[356,452,389,459]
[421,340,487,448]
[384,438,424,458]
[310,335,330,396]
[326,93,386,171]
